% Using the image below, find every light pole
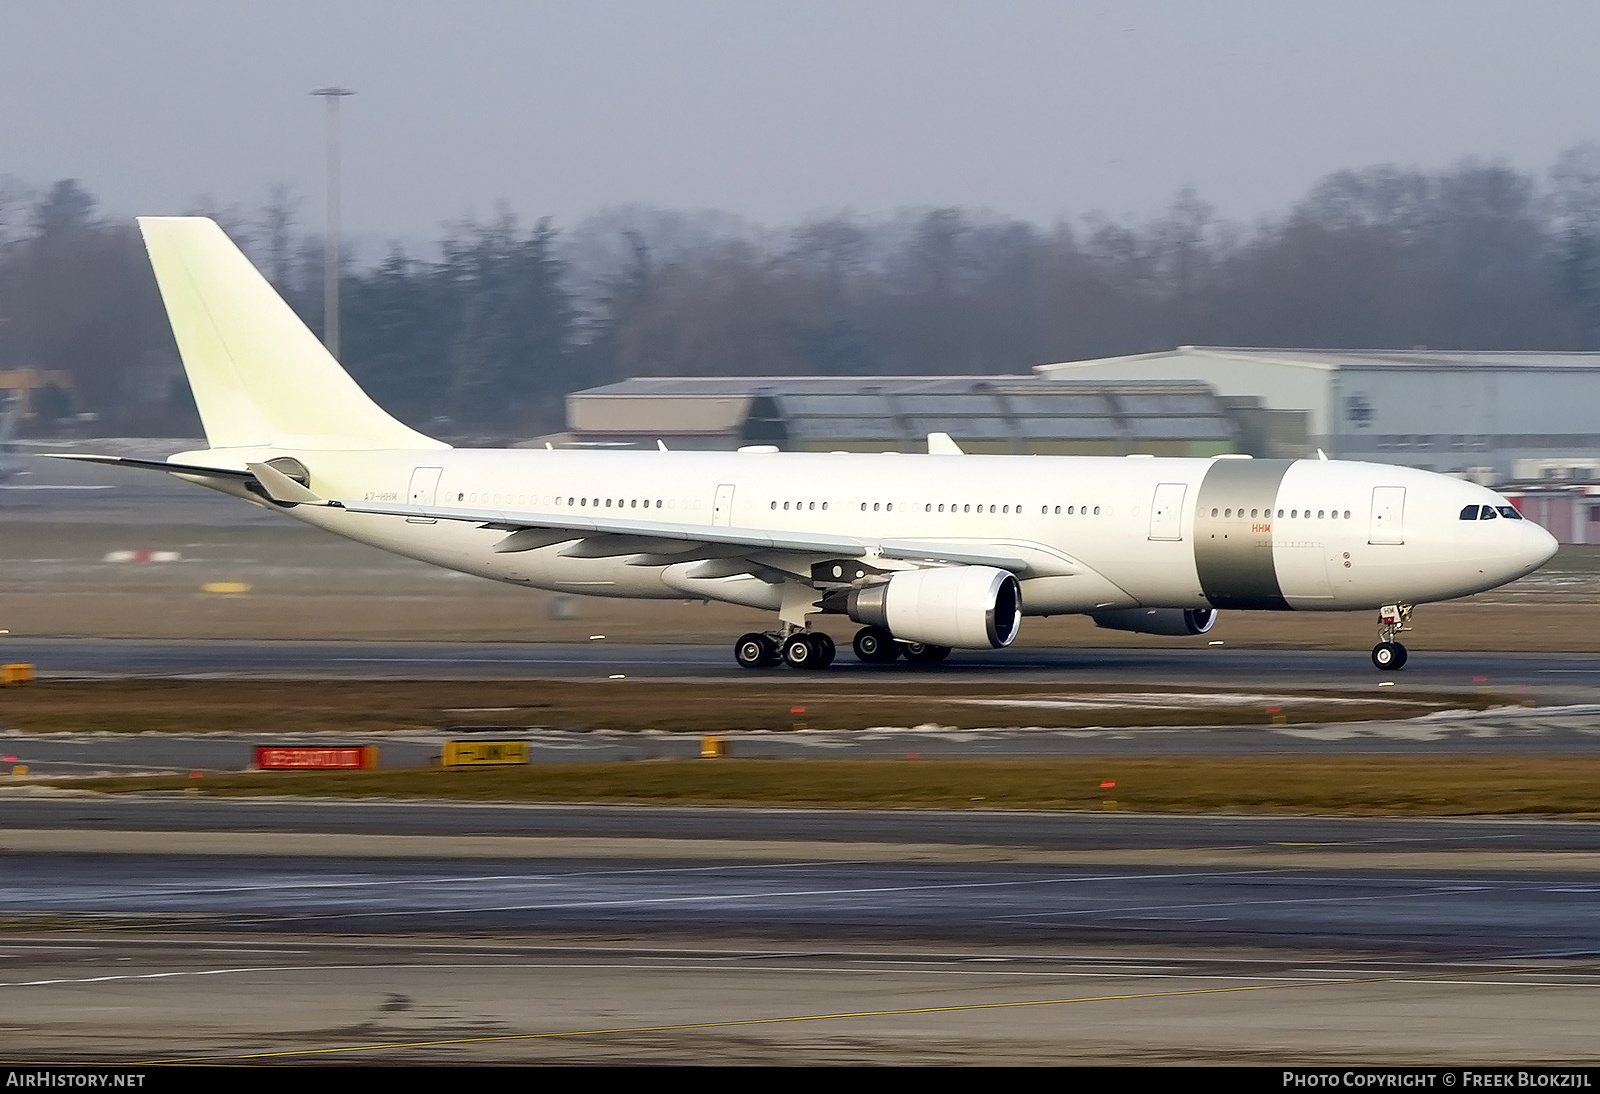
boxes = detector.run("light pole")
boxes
[310,86,355,361]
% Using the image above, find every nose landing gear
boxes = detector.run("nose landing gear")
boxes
[1371,604,1412,670]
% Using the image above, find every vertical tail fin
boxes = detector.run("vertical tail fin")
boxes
[138,217,446,451]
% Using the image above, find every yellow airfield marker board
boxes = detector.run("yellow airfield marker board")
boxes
[442,740,529,767]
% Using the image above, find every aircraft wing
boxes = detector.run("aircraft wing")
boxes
[331,497,1051,574]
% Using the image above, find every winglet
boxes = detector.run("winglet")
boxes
[246,461,327,505]
[928,432,965,455]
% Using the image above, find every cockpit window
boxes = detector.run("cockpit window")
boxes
[1480,505,1498,520]
[1497,506,1523,520]
[1460,505,1480,520]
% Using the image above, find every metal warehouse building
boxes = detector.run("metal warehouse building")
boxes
[559,376,1288,457]
[1037,346,1600,485]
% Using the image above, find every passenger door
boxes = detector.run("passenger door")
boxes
[1148,483,1186,541]
[713,483,736,527]
[407,466,442,524]
[1368,486,1405,545]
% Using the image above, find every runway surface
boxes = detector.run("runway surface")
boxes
[7,797,1600,854]
[2,846,1597,1064]
[5,932,1596,1064]
[10,636,1600,693]
[3,851,1598,953]
[5,787,1598,1063]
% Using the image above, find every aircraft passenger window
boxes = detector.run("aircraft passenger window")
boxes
[1054,506,1061,514]
[887,503,893,511]
[1481,506,1498,520]
[771,501,777,509]
[926,504,933,512]
[580,498,587,506]
[1068,506,1074,514]
[1497,506,1522,520]
[939,504,946,512]
[783,502,790,510]
[964,504,971,513]
[1251,509,1258,518]
[1003,505,1009,514]
[1277,509,1284,518]
[873,503,880,511]
[1344,510,1350,518]
[1318,510,1324,518]
[1290,509,1297,518]
[821,502,828,510]
[1094,506,1101,515]
[860,503,867,511]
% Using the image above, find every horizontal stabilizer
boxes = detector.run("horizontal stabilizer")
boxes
[51,453,252,480]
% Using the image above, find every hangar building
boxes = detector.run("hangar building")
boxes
[558,375,1299,458]
[1036,346,1600,485]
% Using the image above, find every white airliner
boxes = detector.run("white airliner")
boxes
[66,218,1558,671]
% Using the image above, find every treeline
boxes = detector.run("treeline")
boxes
[3,144,1600,436]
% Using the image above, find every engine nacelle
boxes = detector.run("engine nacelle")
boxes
[1091,607,1216,637]
[847,566,1022,649]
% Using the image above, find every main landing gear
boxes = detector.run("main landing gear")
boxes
[851,625,950,665]
[1371,603,1412,670]
[734,629,835,670]
[733,624,950,670]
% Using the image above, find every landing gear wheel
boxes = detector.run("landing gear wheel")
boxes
[902,642,951,665]
[783,632,831,670]
[734,632,778,669]
[852,626,900,663]
[1371,641,1407,671]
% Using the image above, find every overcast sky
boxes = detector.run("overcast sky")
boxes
[6,0,1600,239]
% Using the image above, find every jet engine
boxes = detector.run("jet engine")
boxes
[1091,607,1216,636]
[846,565,1022,649]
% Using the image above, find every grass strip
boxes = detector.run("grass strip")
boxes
[39,756,1600,816]
[0,678,1512,735]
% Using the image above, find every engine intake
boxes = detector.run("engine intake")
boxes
[846,565,1022,649]
[1091,608,1216,637]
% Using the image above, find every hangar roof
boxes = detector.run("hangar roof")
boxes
[567,375,1241,452]
[1037,346,1600,374]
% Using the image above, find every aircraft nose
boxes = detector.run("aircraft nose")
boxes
[1521,520,1559,573]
